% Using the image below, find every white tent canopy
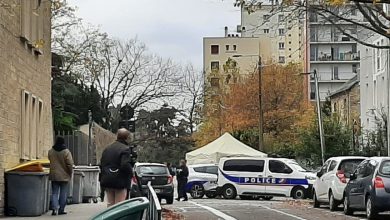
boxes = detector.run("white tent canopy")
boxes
[186,133,267,165]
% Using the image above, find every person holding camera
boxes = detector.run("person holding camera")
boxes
[100,128,134,207]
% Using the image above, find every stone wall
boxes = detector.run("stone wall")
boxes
[0,0,52,211]
[330,84,360,126]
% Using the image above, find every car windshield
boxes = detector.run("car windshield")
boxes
[137,166,168,175]
[339,159,364,175]
[288,162,307,172]
[379,160,390,176]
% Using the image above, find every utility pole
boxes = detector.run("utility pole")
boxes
[88,110,92,165]
[387,47,390,156]
[258,56,264,152]
[314,70,326,164]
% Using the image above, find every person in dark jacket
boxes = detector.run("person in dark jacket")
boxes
[49,136,74,216]
[176,159,189,201]
[100,128,133,207]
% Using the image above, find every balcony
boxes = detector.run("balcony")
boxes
[310,35,357,44]
[309,71,355,82]
[311,52,360,64]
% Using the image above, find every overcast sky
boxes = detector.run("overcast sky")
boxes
[68,0,240,68]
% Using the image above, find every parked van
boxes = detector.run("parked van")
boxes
[217,157,316,200]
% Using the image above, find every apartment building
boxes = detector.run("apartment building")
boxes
[0,0,53,211]
[359,36,390,133]
[239,2,305,64]
[308,6,366,101]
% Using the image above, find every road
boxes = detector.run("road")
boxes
[163,197,390,220]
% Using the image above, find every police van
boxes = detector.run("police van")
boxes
[217,157,316,200]
[186,164,218,199]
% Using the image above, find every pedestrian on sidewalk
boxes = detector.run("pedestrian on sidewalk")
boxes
[176,159,189,201]
[48,136,74,216]
[100,128,134,207]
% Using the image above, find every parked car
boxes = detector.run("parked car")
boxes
[217,157,316,200]
[312,156,366,211]
[130,163,174,204]
[187,164,218,199]
[343,157,390,219]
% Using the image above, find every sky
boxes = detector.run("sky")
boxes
[68,0,241,68]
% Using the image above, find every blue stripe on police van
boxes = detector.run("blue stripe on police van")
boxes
[220,170,309,186]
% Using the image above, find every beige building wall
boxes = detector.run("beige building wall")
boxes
[240,5,304,64]
[0,0,52,211]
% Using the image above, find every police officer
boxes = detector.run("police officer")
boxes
[176,159,189,201]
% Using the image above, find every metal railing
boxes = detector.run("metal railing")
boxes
[146,182,162,220]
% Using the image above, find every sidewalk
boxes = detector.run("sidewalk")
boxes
[2,202,107,220]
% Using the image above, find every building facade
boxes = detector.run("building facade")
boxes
[240,3,305,64]
[308,6,366,101]
[0,0,53,211]
[359,36,389,133]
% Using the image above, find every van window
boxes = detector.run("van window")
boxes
[194,166,218,175]
[194,167,206,173]
[269,160,293,174]
[223,160,264,172]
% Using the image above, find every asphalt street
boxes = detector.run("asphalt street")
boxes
[163,197,390,220]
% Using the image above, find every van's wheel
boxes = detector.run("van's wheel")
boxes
[329,191,338,211]
[222,185,237,199]
[205,191,217,198]
[343,194,353,215]
[366,195,378,220]
[190,184,205,199]
[313,190,320,208]
[93,198,98,204]
[291,186,306,200]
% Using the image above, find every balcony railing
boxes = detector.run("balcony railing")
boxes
[309,71,356,81]
[310,52,359,62]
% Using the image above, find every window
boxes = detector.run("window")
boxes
[21,0,45,55]
[351,8,357,16]
[211,61,220,71]
[263,14,270,21]
[278,56,285,64]
[352,64,358,73]
[279,42,285,49]
[328,160,338,171]
[317,161,330,177]
[233,45,237,51]
[264,29,269,34]
[279,29,285,36]
[356,160,374,179]
[223,159,265,172]
[211,45,219,54]
[379,160,390,176]
[137,166,168,175]
[269,160,293,174]
[210,77,219,87]
[339,159,365,175]
[289,41,291,44]
[333,66,339,80]
[226,45,230,51]
[21,90,43,160]
[278,14,284,22]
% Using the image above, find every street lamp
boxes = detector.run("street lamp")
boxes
[300,69,325,165]
[232,54,264,152]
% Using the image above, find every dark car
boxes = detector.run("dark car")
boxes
[130,163,174,204]
[343,157,390,219]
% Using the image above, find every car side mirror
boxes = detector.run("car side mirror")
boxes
[349,173,356,180]
[316,172,323,178]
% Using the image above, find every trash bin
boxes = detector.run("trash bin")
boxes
[5,171,50,216]
[91,197,149,220]
[72,171,85,204]
[74,165,100,203]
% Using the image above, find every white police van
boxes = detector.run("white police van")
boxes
[186,164,218,199]
[217,157,316,200]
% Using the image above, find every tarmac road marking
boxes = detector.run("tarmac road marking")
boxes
[258,205,308,220]
[188,201,238,220]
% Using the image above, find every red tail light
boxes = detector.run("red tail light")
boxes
[374,176,385,189]
[167,175,173,184]
[337,170,347,183]
[131,176,138,185]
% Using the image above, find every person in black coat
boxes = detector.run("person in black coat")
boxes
[100,128,133,207]
[176,159,189,201]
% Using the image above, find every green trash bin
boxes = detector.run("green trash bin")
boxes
[91,197,149,220]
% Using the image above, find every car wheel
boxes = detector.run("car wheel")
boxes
[291,186,306,200]
[261,196,273,201]
[166,195,174,204]
[329,192,338,211]
[366,196,378,220]
[222,185,237,199]
[190,184,205,199]
[313,190,320,208]
[343,194,353,215]
[205,191,217,198]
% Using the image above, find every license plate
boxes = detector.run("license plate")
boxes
[154,189,161,193]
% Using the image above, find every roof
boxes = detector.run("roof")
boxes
[327,156,367,161]
[329,75,359,97]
